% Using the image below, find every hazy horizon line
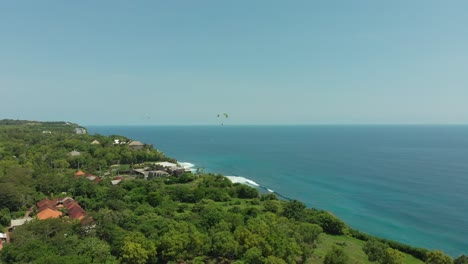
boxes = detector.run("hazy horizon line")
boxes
[85,123,468,127]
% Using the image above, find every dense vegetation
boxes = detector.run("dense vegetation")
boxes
[0,120,464,263]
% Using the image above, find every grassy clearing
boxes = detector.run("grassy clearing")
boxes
[307,234,371,264]
[307,234,424,264]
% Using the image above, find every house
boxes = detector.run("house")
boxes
[74,170,86,177]
[86,175,101,183]
[74,171,100,183]
[154,161,178,168]
[36,198,63,220]
[90,140,100,145]
[60,197,86,220]
[153,161,189,176]
[37,198,61,212]
[69,150,81,156]
[0,233,6,251]
[36,197,86,221]
[37,207,62,220]
[66,203,85,220]
[168,166,186,176]
[75,128,87,134]
[91,176,101,183]
[128,140,144,150]
[111,179,122,185]
[133,168,149,179]
[9,217,33,231]
[147,170,170,180]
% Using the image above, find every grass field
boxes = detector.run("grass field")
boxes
[307,234,424,264]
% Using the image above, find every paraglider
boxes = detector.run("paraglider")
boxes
[217,113,228,125]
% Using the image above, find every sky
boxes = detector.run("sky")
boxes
[1,0,468,125]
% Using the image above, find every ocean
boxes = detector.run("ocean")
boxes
[87,125,468,257]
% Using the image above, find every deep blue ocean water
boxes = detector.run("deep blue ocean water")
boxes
[88,125,468,256]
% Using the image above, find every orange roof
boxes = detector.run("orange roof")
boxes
[35,197,87,221]
[37,208,62,220]
[74,170,86,176]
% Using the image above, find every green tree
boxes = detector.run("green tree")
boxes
[383,248,404,264]
[234,184,259,199]
[263,200,280,213]
[295,222,322,244]
[426,250,453,264]
[363,239,388,262]
[324,245,349,264]
[76,237,117,263]
[120,241,148,264]
[54,159,70,169]
[33,254,91,264]
[211,231,239,259]
[455,255,468,264]
[282,200,306,221]
[264,255,287,264]
[120,232,156,264]
[315,211,346,235]
[0,207,11,226]
[158,229,187,261]
[0,239,57,263]
[243,247,264,264]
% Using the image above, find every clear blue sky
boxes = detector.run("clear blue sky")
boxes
[1,1,467,125]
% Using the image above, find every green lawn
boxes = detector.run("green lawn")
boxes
[307,234,424,264]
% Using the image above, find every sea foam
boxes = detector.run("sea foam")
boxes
[178,162,196,172]
[225,176,260,187]
[225,176,288,199]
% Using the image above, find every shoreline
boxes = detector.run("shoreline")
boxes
[87,125,468,257]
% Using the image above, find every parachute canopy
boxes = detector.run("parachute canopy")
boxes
[217,113,228,126]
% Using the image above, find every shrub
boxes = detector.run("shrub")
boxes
[324,245,349,264]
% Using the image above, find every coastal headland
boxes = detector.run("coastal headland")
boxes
[0,119,463,263]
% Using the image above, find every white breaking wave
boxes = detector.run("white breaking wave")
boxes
[178,162,196,172]
[225,176,260,187]
[267,188,274,193]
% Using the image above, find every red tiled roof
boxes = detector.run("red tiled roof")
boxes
[69,211,85,220]
[67,204,84,212]
[74,170,86,176]
[64,200,79,209]
[37,208,62,220]
[61,198,76,207]
[37,198,60,209]
[36,197,86,221]
[38,204,57,213]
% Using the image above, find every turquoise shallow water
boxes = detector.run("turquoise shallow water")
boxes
[88,125,468,256]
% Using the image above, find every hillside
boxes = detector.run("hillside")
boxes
[0,120,462,263]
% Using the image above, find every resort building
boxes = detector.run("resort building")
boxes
[68,150,81,156]
[36,197,86,221]
[8,217,33,231]
[128,140,145,150]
